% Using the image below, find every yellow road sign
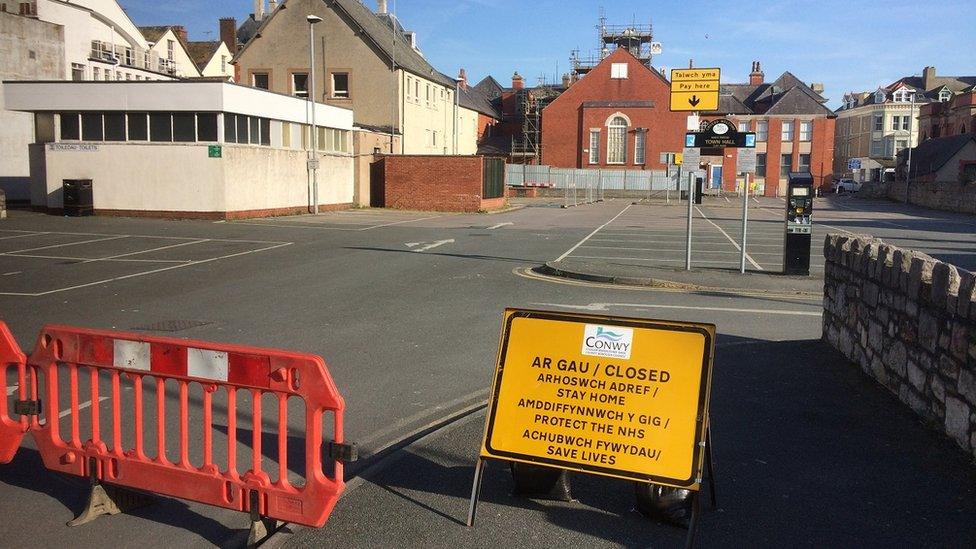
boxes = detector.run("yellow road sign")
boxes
[480,309,715,488]
[670,67,721,112]
[675,153,683,165]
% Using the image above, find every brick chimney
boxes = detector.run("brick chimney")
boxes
[512,71,524,90]
[457,68,468,90]
[220,18,238,52]
[172,25,188,45]
[749,61,764,85]
[923,66,936,90]
[562,73,572,88]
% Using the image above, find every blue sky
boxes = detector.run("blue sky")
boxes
[121,0,975,108]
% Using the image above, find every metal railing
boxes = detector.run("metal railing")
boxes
[506,164,680,206]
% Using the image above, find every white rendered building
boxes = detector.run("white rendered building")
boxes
[4,80,355,218]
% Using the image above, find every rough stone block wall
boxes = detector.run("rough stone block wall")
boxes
[869,180,976,215]
[383,155,504,212]
[823,234,976,458]
[0,189,6,219]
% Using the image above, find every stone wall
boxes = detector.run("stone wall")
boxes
[0,189,6,219]
[823,234,976,458]
[886,180,976,215]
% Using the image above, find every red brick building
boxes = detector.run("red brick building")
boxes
[541,48,686,171]
[537,50,836,196]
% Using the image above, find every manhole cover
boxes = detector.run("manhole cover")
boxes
[131,320,213,332]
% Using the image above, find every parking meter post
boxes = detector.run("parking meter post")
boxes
[686,172,694,271]
[740,173,749,274]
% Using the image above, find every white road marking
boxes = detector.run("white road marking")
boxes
[487,222,514,230]
[405,242,421,248]
[532,302,822,317]
[5,235,128,255]
[572,255,765,265]
[413,239,454,253]
[59,396,110,419]
[0,242,294,297]
[361,215,443,230]
[3,272,21,276]
[724,197,731,203]
[6,386,16,396]
[0,232,50,241]
[76,238,210,264]
[695,207,763,270]
[3,253,189,264]
[556,203,632,262]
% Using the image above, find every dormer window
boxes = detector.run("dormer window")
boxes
[874,90,886,104]
[939,89,952,102]
[892,88,912,102]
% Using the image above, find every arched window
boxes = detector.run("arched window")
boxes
[607,115,628,164]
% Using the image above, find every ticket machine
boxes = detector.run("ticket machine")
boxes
[784,173,814,275]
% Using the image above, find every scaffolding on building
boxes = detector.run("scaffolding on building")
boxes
[510,83,562,165]
[571,11,659,77]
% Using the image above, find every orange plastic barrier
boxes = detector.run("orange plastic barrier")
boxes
[0,322,28,464]
[1,321,350,529]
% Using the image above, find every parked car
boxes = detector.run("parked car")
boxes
[833,178,862,193]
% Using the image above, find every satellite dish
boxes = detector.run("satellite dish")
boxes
[650,42,663,55]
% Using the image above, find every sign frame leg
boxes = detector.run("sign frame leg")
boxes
[466,457,487,527]
[684,492,702,549]
[705,424,717,508]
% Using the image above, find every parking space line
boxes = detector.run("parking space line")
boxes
[0,242,293,297]
[0,232,49,241]
[4,235,129,254]
[695,207,763,270]
[556,203,633,262]
[76,238,211,264]
[365,215,443,230]
[3,253,189,264]
[532,302,822,317]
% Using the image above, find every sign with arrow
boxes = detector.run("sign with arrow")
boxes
[670,68,720,112]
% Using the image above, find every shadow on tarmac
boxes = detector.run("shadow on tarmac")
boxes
[290,336,976,547]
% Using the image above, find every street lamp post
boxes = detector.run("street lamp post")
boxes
[906,92,916,204]
[307,15,323,214]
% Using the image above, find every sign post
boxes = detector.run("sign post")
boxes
[740,173,750,274]
[686,173,695,271]
[468,309,716,541]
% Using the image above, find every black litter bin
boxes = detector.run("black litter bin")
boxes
[694,177,704,204]
[63,179,93,216]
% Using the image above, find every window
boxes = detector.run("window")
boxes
[149,113,172,142]
[588,130,599,164]
[104,112,125,141]
[903,117,910,131]
[893,89,911,102]
[874,90,886,104]
[634,130,646,165]
[172,113,195,142]
[432,130,438,147]
[236,114,248,143]
[610,63,628,79]
[224,113,237,143]
[81,113,103,141]
[895,139,908,154]
[167,40,174,61]
[128,113,148,141]
[870,139,882,156]
[780,154,792,177]
[756,120,768,141]
[873,114,883,132]
[292,73,309,98]
[260,118,271,146]
[781,121,794,141]
[249,116,260,145]
[799,154,811,173]
[332,73,350,99]
[60,113,80,140]
[891,116,900,131]
[406,76,412,100]
[737,121,749,133]
[414,80,419,101]
[71,63,85,81]
[221,56,227,74]
[281,122,291,148]
[939,89,952,102]
[252,72,269,90]
[103,70,111,81]
[607,116,627,164]
[197,113,218,142]
[963,163,976,183]
[796,120,811,142]
[425,84,431,105]
[756,153,767,175]
[93,67,100,80]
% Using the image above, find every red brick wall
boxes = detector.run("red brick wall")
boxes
[765,118,783,196]
[382,155,502,212]
[542,48,687,170]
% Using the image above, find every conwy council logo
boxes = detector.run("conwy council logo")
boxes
[581,325,634,359]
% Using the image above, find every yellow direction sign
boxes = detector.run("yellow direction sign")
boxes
[670,68,721,112]
[479,309,715,488]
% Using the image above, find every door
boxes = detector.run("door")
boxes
[710,165,723,189]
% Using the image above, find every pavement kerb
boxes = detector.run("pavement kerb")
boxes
[261,399,489,548]
[482,203,526,215]
[536,261,823,297]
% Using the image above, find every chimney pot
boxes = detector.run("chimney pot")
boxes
[457,68,468,90]
[512,71,524,90]
[377,0,388,14]
[749,60,764,86]
[254,0,265,21]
